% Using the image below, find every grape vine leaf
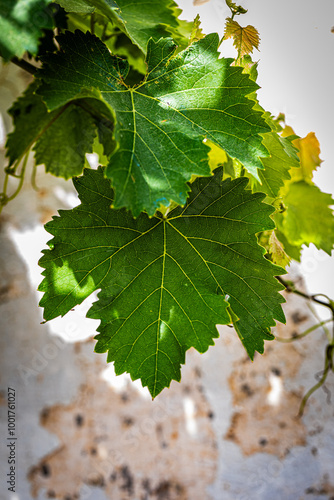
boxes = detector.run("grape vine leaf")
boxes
[276,181,334,256]
[275,228,301,262]
[0,0,54,60]
[6,82,115,177]
[268,231,291,267]
[39,166,285,397]
[37,29,271,216]
[224,18,260,58]
[252,132,300,199]
[34,105,97,178]
[285,131,322,185]
[55,0,191,54]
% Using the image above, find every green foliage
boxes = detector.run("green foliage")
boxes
[273,127,334,258]
[0,0,54,60]
[39,166,285,396]
[276,182,334,255]
[55,0,191,53]
[252,132,300,199]
[37,29,270,215]
[1,0,334,397]
[6,82,114,177]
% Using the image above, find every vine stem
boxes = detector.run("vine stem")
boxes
[276,276,334,313]
[9,57,37,75]
[298,344,334,417]
[275,318,332,343]
[276,275,334,416]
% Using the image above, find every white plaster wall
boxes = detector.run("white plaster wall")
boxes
[1,4,334,498]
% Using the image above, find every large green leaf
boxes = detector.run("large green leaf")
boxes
[0,0,54,60]
[55,0,191,53]
[39,166,285,397]
[37,30,270,215]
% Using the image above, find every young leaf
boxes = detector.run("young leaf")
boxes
[224,18,260,58]
[287,132,323,184]
[37,30,270,215]
[277,181,334,255]
[251,132,300,199]
[39,166,285,397]
[0,0,54,60]
[268,231,291,267]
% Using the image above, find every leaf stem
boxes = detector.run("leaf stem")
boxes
[0,152,29,213]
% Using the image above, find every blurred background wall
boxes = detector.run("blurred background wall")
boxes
[1,1,334,499]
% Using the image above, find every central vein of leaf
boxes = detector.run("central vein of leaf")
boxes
[154,220,167,395]
[121,89,136,199]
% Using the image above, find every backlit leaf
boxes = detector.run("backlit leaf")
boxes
[276,181,334,256]
[224,18,260,58]
[55,0,190,53]
[37,30,271,215]
[39,166,285,396]
[289,132,323,184]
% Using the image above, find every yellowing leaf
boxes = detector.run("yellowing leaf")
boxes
[269,231,291,267]
[189,14,204,44]
[291,132,323,183]
[281,124,295,137]
[224,18,260,58]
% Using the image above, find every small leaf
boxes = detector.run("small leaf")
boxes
[37,30,270,215]
[252,132,300,199]
[290,132,323,183]
[39,167,285,396]
[268,231,291,267]
[276,181,334,255]
[224,18,260,58]
[226,0,247,15]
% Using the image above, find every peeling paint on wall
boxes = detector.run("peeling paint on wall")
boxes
[28,344,218,500]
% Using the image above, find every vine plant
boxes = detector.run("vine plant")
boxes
[1,0,333,410]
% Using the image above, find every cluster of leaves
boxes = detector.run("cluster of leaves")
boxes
[1,0,334,397]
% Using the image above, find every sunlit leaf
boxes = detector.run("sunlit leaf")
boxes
[39,166,285,396]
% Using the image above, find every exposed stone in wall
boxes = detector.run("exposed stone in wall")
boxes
[28,343,218,500]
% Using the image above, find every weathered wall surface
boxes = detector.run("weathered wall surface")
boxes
[1,65,334,500]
